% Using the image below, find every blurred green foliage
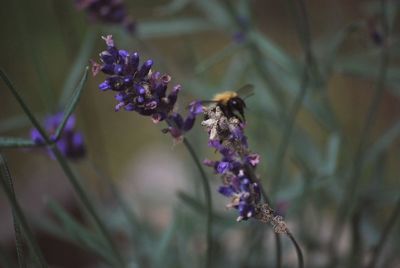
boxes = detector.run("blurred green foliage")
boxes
[0,0,400,267]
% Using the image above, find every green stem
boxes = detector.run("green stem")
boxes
[10,181,27,268]
[0,69,51,145]
[275,234,282,268]
[182,138,213,268]
[0,154,48,268]
[287,232,304,268]
[366,197,400,268]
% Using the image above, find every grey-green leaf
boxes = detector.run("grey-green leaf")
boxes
[0,137,37,148]
[0,154,48,268]
[53,67,89,141]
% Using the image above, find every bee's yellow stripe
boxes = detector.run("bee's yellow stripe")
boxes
[212,91,237,105]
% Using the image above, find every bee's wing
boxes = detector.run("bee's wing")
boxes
[199,100,218,105]
[236,84,254,99]
[185,100,217,110]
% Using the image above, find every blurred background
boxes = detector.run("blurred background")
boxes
[0,0,399,267]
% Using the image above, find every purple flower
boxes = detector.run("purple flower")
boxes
[30,113,85,160]
[93,35,180,122]
[162,101,204,142]
[75,0,135,33]
[94,35,202,141]
[201,104,262,221]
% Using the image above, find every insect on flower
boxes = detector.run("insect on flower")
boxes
[201,84,254,123]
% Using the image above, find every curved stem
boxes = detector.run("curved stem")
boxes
[275,233,282,268]
[287,232,304,268]
[366,197,400,268]
[183,138,213,268]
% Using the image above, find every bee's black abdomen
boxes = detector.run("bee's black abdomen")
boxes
[223,97,246,122]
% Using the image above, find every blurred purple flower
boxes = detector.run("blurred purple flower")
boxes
[30,113,85,160]
[75,0,135,33]
[367,17,384,46]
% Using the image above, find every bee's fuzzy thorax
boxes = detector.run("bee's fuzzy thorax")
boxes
[212,91,238,105]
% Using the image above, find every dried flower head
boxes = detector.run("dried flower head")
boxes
[31,113,85,159]
[75,0,135,33]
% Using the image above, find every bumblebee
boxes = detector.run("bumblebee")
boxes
[205,84,254,122]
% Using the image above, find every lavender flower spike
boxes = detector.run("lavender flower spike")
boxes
[30,113,86,160]
[93,35,202,141]
[201,104,288,233]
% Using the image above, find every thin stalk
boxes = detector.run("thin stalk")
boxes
[366,197,400,268]
[287,232,304,268]
[182,138,213,268]
[349,205,363,267]
[0,154,48,268]
[327,1,390,265]
[275,234,282,268]
[9,180,27,268]
[0,70,124,267]
[0,69,51,145]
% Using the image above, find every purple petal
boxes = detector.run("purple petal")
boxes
[218,186,235,197]
[137,59,153,78]
[129,52,139,71]
[101,64,114,75]
[247,153,260,167]
[99,80,110,91]
[182,114,195,132]
[217,161,230,174]
[100,51,115,64]
[30,129,44,144]
[188,100,203,115]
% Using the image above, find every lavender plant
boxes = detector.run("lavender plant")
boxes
[1,0,400,267]
[92,35,212,266]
